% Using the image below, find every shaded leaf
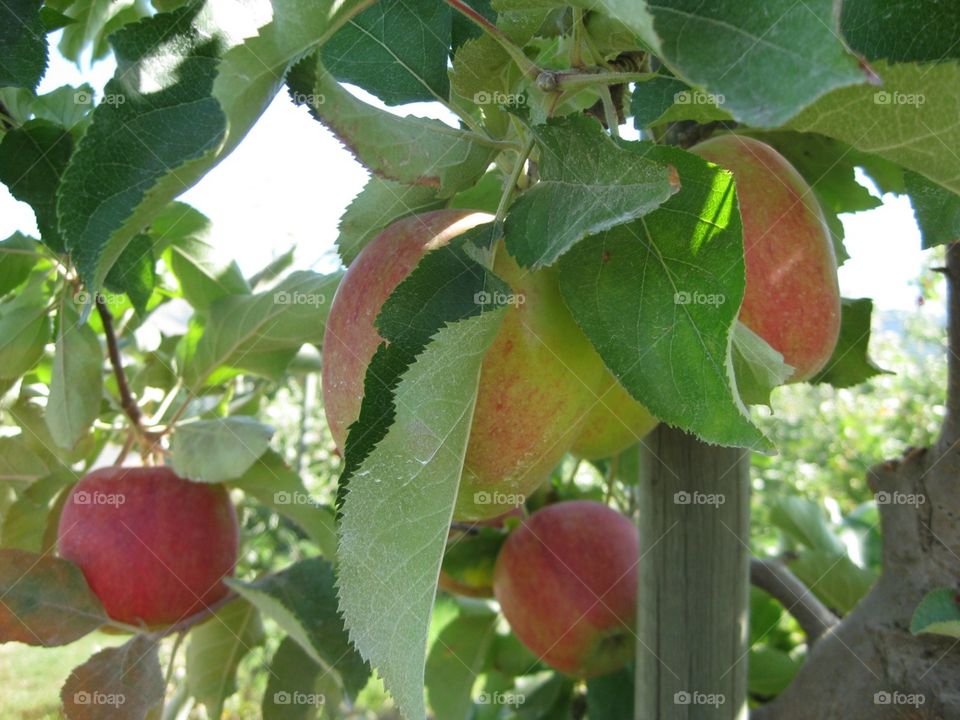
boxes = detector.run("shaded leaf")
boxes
[426,612,497,720]
[731,321,792,407]
[748,646,800,697]
[171,417,274,484]
[46,303,103,450]
[841,0,960,63]
[789,551,877,615]
[0,302,50,380]
[0,234,39,296]
[811,298,888,389]
[586,666,634,719]
[262,637,328,720]
[905,171,960,249]
[0,0,47,89]
[1,471,73,552]
[911,587,960,639]
[104,233,156,314]
[0,549,107,645]
[769,496,845,555]
[0,436,49,484]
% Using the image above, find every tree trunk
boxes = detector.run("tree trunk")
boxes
[636,425,750,719]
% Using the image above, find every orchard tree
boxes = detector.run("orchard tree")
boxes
[0,1,959,719]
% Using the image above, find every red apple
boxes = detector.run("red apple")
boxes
[691,134,841,381]
[322,209,607,520]
[570,370,658,459]
[493,500,638,677]
[57,466,239,627]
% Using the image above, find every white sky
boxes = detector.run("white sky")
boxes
[0,44,933,312]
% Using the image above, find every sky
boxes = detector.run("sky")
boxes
[0,42,935,313]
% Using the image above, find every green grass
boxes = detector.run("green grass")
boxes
[0,633,126,720]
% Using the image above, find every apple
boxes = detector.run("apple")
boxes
[322,209,606,520]
[57,466,239,627]
[493,500,638,677]
[438,508,524,598]
[569,369,658,459]
[691,134,841,381]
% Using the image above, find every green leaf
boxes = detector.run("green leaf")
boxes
[905,171,960,249]
[57,0,113,63]
[322,0,451,105]
[567,0,657,53]
[288,57,496,197]
[0,119,74,252]
[631,75,709,128]
[228,558,370,699]
[1,471,72,552]
[0,302,50,380]
[911,587,960,639]
[0,549,108,645]
[103,232,155,314]
[46,303,103,450]
[586,666,634,719]
[449,35,513,108]
[155,202,251,311]
[748,646,800,697]
[0,83,94,132]
[769,496,845,554]
[186,599,265,718]
[0,436,49,484]
[232,450,338,560]
[60,634,164,719]
[640,0,867,127]
[0,234,39,296]
[262,637,328,720]
[788,551,877,615]
[338,310,506,719]
[0,0,47,89]
[171,417,274,483]
[811,298,888,389]
[787,60,960,195]
[336,177,444,266]
[504,116,679,269]
[731,321,792,407]
[557,142,769,450]
[426,612,497,720]
[841,0,960,63]
[57,0,374,291]
[183,270,341,388]
[40,6,77,31]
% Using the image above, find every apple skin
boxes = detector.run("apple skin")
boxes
[322,209,606,520]
[57,466,239,627]
[691,134,841,381]
[570,370,658,459]
[493,500,638,677]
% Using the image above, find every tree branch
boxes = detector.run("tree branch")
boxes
[95,295,143,430]
[936,240,960,450]
[750,557,839,644]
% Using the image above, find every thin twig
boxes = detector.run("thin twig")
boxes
[152,592,238,640]
[937,241,960,450]
[95,295,144,430]
[444,0,541,79]
[750,557,839,643]
[494,135,536,231]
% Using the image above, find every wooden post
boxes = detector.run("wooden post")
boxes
[635,425,750,719]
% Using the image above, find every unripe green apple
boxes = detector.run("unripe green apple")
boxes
[57,466,239,627]
[322,210,607,520]
[438,508,523,598]
[691,134,841,381]
[569,370,658,459]
[493,500,639,677]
